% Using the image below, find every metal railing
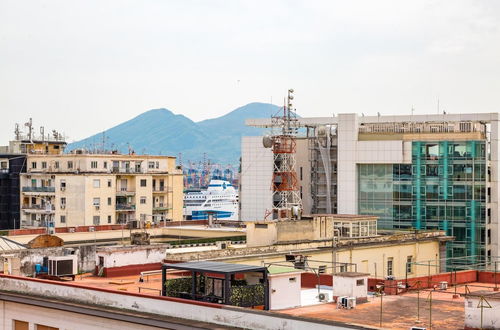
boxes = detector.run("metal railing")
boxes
[116,204,136,210]
[22,187,56,193]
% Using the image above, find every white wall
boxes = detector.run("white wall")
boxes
[336,114,358,214]
[240,136,273,221]
[465,296,500,329]
[269,272,302,310]
[96,246,166,268]
[332,275,368,299]
[0,276,356,330]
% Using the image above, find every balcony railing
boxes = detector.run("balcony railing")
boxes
[22,204,55,212]
[116,204,136,211]
[22,187,56,193]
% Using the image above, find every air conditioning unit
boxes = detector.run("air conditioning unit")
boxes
[338,296,356,309]
[317,292,329,301]
[51,175,55,179]
[68,227,75,233]
[440,281,448,290]
[346,297,356,309]
[48,255,77,276]
[60,204,65,209]
[60,187,66,191]
[216,241,231,249]
[89,227,95,232]
[95,205,100,210]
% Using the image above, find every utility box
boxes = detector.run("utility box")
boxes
[48,255,77,277]
[268,266,303,310]
[332,272,370,304]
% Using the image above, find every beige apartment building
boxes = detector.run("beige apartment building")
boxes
[19,153,183,228]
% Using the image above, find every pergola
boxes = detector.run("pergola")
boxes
[162,261,269,310]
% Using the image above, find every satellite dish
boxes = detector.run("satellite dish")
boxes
[262,135,273,148]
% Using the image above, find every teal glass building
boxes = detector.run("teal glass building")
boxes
[359,140,487,264]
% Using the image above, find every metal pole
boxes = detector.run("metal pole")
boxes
[495,262,498,291]
[379,289,383,328]
[429,291,432,330]
[428,260,431,288]
[417,285,420,322]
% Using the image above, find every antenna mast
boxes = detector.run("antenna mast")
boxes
[264,88,302,220]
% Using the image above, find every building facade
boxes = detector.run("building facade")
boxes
[0,155,26,229]
[19,153,183,228]
[243,113,499,267]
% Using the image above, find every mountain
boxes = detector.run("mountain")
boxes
[66,102,281,164]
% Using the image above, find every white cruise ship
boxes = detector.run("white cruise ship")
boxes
[183,179,239,220]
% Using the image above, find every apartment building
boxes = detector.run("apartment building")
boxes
[243,113,499,268]
[19,153,183,228]
[0,120,66,229]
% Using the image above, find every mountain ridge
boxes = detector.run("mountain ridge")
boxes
[67,102,280,164]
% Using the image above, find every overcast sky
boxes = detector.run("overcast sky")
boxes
[1,0,499,143]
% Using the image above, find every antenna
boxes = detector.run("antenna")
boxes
[263,88,302,220]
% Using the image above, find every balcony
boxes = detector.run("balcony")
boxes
[22,204,55,213]
[116,204,136,211]
[153,187,172,193]
[116,187,136,196]
[22,186,56,195]
[153,203,171,211]
[112,167,143,174]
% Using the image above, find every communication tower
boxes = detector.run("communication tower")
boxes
[263,89,302,220]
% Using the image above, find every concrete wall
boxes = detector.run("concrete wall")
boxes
[240,136,273,221]
[465,296,500,329]
[97,245,168,268]
[0,245,96,276]
[0,275,361,330]
[269,272,302,310]
[167,235,444,280]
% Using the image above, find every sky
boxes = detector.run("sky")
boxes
[1,0,499,143]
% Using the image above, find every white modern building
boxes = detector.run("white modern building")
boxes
[241,112,500,268]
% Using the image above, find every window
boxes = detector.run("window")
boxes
[93,216,100,225]
[387,258,394,276]
[300,167,303,180]
[60,180,66,189]
[35,325,59,330]
[108,197,112,205]
[91,161,98,169]
[60,197,66,206]
[93,179,100,188]
[54,161,59,169]
[255,224,268,229]
[60,215,66,224]
[31,162,37,169]
[103,161,107,169]
[42,161,47,169]
[108,215,112,224]
[0,161,7,170]
[155,161,159,169]
[148,161,155,169]
[406,256,413,274]
[356,279,364,286]
[107,179,112,187]
[140,196,147,204]
[289,277,297,282]
[93,198,100,206]
[13,320,29,330]
[140,179,147,187]
[67,161,73,169]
